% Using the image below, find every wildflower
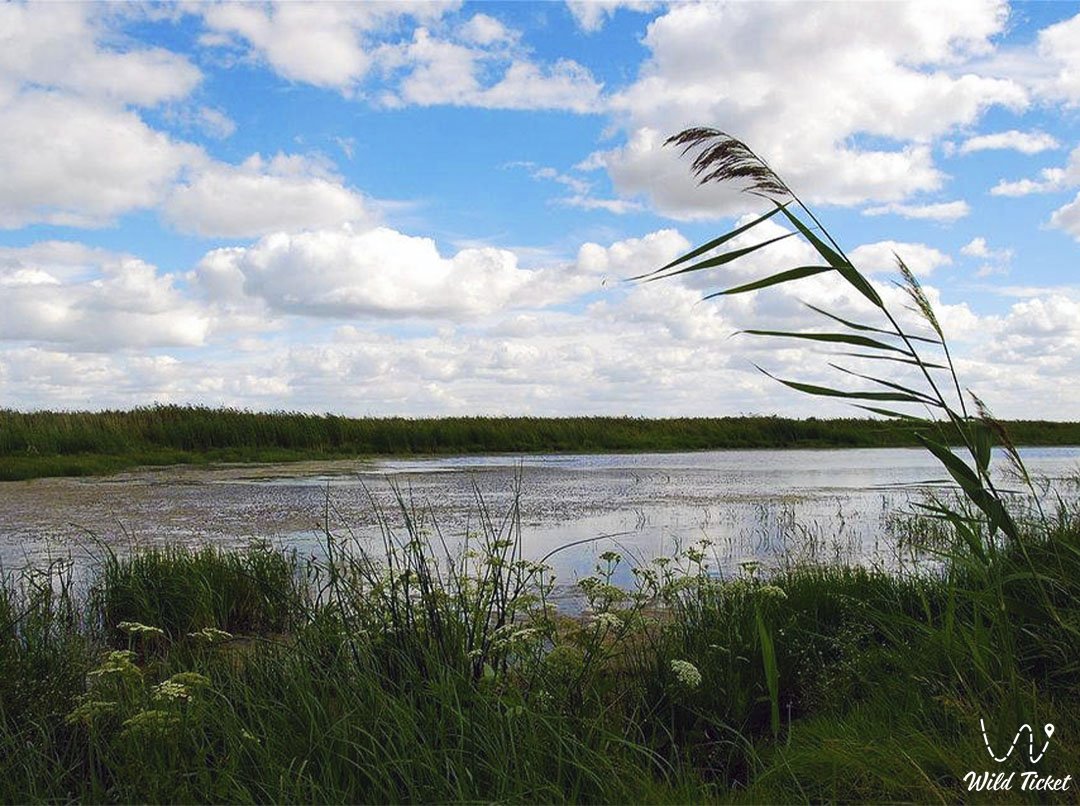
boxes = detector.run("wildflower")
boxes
[599,550,622,564]
[166,671,211,688]
[757,584,788,602]
[117,621,165,638]
[121,709,180,738]
[593,612,624,632]
[241,729,260,745]
[65,699,118,726]
[187,627,233,644]
[88,650,142,682]
[670,659,702,691]
[152,680,191,702]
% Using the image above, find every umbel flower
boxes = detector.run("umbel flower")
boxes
[670,659,702,691]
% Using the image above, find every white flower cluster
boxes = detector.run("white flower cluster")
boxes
[670,659,702,691]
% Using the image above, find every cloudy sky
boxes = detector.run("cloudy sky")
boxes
[2,1,1079,419]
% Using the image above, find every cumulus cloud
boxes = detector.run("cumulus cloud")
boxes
[0,242,210,350]
[849,241,952,277]
[198,3,602,113]
[459,13,518,46]
[0,4,208,229]
[0,3,200,106]
[1032,11,1080,105]
[384,28,603,112]
[164,153,372,238]
[194,224,621,320]
[960,237,1013,278]
[592,1,1025,217]
[0,92,201,229]
[197,2,452,90]
[1049,193,1080,241]
[3,225,1078,419]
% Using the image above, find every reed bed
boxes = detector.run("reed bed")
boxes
[2,406,1078,481]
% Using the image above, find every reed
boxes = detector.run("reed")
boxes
[2,407,1078,481]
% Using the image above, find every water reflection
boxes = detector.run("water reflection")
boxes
[2,447,1077,595]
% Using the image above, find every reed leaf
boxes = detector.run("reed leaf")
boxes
[702,265,835,298]
[753,365,929,404]
[803,304,942,345]
[634,203,790,280]
[638,232,799,282]
[742,330,914,355]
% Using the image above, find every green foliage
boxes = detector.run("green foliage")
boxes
[0,488,1079,802]
[1,406,1077,481]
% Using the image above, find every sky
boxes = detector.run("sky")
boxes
[1,0,1079,419]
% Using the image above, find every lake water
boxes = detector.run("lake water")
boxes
[2,447,1078,595]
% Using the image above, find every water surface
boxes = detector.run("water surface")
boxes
[2,447,1077,590]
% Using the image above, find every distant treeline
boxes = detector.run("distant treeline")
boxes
[1,405,1078,480]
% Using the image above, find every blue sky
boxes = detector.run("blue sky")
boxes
[1,1,1079,418]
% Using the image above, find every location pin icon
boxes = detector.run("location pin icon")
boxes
[1045,723,1055,738]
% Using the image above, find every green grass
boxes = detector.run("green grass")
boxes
[2,405,1079,480]
[2,490,1079,803]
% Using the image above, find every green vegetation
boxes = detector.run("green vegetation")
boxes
[2,406,1078,481]
[2,490,1079,802]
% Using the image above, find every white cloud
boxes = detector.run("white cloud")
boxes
[0,243,210,350]
[164,153,372,238]
[575,229,689,278]
[198,3,600,113]
[961,237,999,259]
[565,1,661,33]
[594,2,1025,217]
[164,105,237,140]
[991,145,1080,196]
[862,201,971,221]
[561,196,645,214]
[1034,11,1080,105]
[849,241,952,277]
[0,92,201,229]
[197,2,453,91]
[459,13,517,45]
[958,129,1059,155]
[0,3,200,106]
[987,146,1080,239]
[386,29,603,112]
[511,161,643,213]
[1049,192,1080,241]
[194,224,611,320]
[3,225,1078,419]
[960,237,1013,277]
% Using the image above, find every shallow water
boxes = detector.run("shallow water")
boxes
[1,447,1077,591]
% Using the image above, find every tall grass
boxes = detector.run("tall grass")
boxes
[1,481,1079,802]
[2,406,1078,481]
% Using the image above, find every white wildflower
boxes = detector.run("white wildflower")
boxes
[670,659,702,691]
[117,621,165,638]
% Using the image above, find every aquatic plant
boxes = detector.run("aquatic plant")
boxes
[646,127,1042,551]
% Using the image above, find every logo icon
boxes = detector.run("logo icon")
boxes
[980,718,1054,765]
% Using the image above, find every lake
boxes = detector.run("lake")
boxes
[2,446,1078,596]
